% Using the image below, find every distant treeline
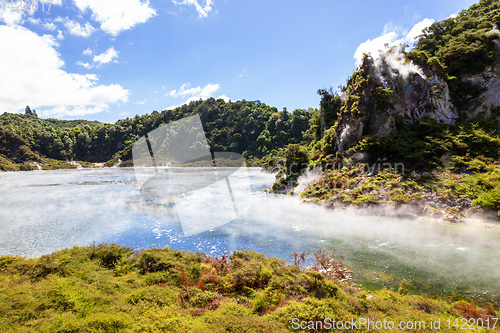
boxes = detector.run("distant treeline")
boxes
[0,99,319,169]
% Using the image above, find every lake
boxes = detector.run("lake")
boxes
[1,167,499,305]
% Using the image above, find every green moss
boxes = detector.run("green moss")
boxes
[389,188,412,205]
[354,194,381,204]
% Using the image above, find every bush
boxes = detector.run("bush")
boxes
[89,243,134,269]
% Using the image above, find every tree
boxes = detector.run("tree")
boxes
[285,144,309,175]
[318,89,342,130]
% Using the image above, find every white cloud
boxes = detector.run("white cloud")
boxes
[73,0,156,36]
[217,95,229,102]
[77,47,118,68]
[28,17,41,25]
[76,61,94,69]
[405,18,434,44]
[354,31,398,66]
[0,9,24,26]
[173,0,214,17]
[93,47,119,65]
[1,0,63,26]
[191,83,220,101]
[238,69,247,78]
[134,99,147,105]
[354,18,434,66]
[63,19,95,37]
[168,83,202,97]
[165,82,227,109]
[30,18,58,31]
[0,25,129,117]
[44,22,57,31]
[28,18,64,40]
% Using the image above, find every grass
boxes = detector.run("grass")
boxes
[0,244,498,332]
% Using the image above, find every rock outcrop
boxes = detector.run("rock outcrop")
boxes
[467,55,500,118]
[333,46,500,155]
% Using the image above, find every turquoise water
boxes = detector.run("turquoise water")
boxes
[0,168,315,258]
[0,168,499,304]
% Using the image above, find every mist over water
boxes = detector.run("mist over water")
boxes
[0,168,499,303]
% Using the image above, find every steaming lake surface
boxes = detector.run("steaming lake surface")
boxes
[1,168,499,304]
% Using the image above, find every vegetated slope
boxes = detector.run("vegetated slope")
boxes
[0,100,315,171]
[0,244,497,332]
[313,0,500,161]
[276,0,500,219]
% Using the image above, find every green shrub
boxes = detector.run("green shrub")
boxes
[89,243,134,270]
[127,285,179,306]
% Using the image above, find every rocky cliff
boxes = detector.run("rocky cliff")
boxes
[467,51,500,118]
[332,45,500,156]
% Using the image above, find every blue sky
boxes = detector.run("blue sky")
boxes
[0,0,478,123]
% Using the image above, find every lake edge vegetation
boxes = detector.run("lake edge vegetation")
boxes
[0,244,498,332]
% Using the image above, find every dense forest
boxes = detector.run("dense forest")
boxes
[0,101,315,171]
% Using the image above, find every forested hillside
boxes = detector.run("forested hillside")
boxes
[0,100,315,171]
[3,0,500,220]
[273,0,500,220]
[307,0,500,165]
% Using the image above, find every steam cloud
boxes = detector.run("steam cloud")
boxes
[353,19,434,81]
[0,168,499,301]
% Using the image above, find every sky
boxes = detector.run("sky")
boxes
[0,0,479,123]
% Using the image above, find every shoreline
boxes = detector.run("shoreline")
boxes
[1,244,498,331]
[272,167,500,224]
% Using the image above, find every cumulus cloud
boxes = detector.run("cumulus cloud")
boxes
[93,47,119,65]
[165,82,228,109]
[73,0,156,36]
[168,83,219,101]
[56,29,64,40]
[217,95,230,102]
[354,18,435,66]
[168,83,202,97]
[0,8,25,26]
[77,47,119,68]
[173,0,214,17]
[44,22,57,31]
[0,25,129,117]
[76,61,94,69]
[63,19,95,37]
[0,1,63,26]
[405,18,435,43]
